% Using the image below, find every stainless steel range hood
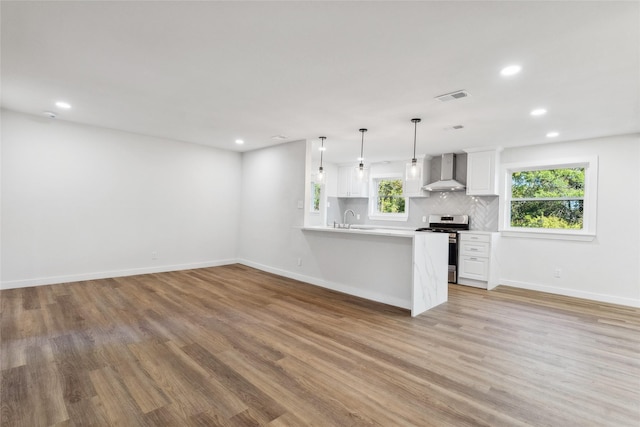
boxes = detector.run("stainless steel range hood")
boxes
[423,153,466,192]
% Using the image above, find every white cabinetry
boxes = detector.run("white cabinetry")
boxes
[338,165,369,197]
[458,232,499,289]
[465,149,501,196]
[403,157,431,198]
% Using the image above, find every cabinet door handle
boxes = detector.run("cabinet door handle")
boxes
[470,237,479,240]
[470,257,477,261]
[470,248,478,251]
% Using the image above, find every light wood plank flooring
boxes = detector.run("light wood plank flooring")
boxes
[1,264,639,426]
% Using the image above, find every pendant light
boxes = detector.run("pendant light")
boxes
[317,136,326,181]
[410,118,421,177]
[358,128,367,178]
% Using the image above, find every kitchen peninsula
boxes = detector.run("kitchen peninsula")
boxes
[301,226,448,316]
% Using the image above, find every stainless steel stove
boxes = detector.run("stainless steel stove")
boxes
[416,214,469,283]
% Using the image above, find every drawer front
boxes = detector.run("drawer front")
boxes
[459,256,489,281]
[460,233,491,243]
[460,241,490,257]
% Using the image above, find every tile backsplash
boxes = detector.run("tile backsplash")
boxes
[328,192,499,231]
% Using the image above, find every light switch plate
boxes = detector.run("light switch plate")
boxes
[297,200,303,209]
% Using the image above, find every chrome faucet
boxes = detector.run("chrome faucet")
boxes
[343,209,355,228]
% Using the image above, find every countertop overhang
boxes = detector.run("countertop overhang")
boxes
[301,225,416,238]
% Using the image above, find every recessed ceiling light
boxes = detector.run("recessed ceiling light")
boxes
[235,139,244,145]
[500,65,522,76]
[546,131,559,138]
[55,101,71,109]
[530,108,547,116]
[271,135,287,140]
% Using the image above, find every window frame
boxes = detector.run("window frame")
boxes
[368,173,409,221]
[500,156,598,241]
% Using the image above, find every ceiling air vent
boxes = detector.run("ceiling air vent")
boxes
[435,90,470,102]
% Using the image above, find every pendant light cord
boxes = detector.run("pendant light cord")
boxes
[358,128,367,169]
[319,136,325,168]
[411,118,421,161]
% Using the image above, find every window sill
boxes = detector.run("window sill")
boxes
[501,229,596,242]
[368,214,408,222]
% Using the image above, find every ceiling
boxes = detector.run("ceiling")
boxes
[2,1,639,164]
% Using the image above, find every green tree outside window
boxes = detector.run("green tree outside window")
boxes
[310,182,321,212]
[376,179,405,214]
[510,168,585,229]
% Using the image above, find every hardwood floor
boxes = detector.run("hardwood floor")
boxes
[1,264,639,426]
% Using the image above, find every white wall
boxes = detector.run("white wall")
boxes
[238,140,307,272]
[498,134,640,306]
[1,109,242,288]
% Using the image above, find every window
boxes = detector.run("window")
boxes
[369,175,408,221]
[503,156,597,239]
[511,168,584,229]
[310,182,321,213]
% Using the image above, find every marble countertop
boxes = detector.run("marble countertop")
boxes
[302,226,499,238]
[301,225,416,238]
[458,230,499,235]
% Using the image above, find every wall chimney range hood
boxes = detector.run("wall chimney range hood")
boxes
[423,153,466,192]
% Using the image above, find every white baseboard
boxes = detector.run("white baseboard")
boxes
[0,259,238,290]
[457,278,487,289]
[500,279,640,308]
[7,258,635,310]
[238,259,411,310]
[1,258,412,310]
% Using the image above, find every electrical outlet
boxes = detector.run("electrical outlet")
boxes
[151,251,158,260]
[422,216,427,223]
[356,214,360,220]
[554,268,561,278]
[327,201,331,208]
[297,257,302,266]
[297,200,303,209]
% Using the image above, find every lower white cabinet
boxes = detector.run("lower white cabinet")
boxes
[458,232,499,289]
[459,256,489,281]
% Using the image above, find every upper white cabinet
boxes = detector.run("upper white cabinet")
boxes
[403,157,431,198]
[338,165,369,197]
[465,149,501,196]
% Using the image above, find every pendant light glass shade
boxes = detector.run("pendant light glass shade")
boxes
[317,136,326,181]
[410,118,421,177]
